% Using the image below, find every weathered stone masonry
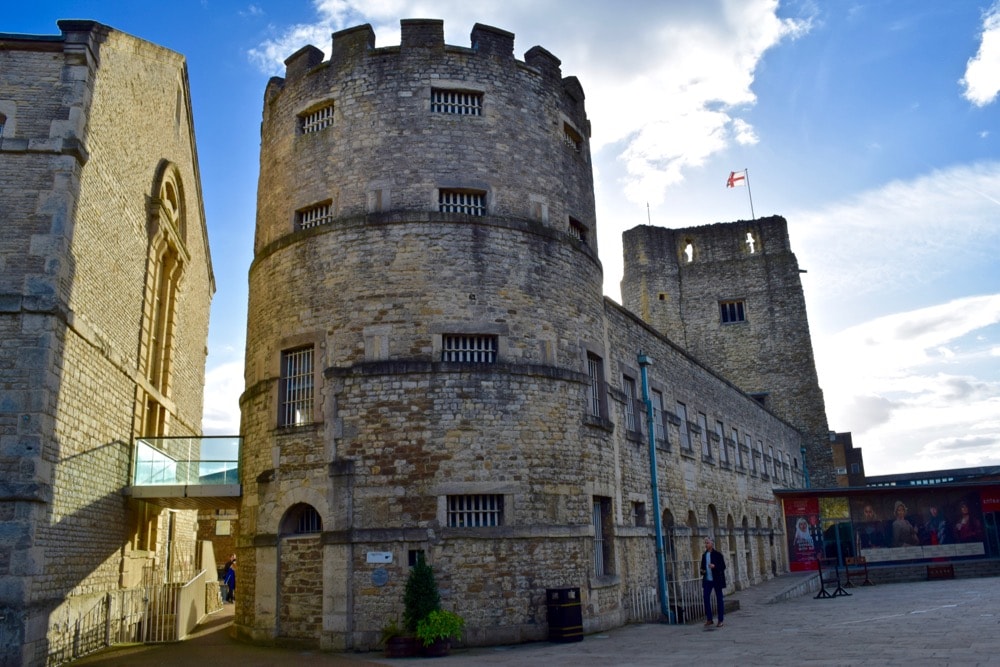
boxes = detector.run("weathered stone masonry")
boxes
[240,19,819,652]
[0,22,213,666]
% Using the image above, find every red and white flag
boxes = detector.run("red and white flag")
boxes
[726,170,746,188]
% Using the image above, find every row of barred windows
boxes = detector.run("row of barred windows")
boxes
[298,91,585,134]
[613,369,798,485]
[294,194,591,246]
[278,339,795,484]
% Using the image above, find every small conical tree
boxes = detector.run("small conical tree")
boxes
[403,555,441,632]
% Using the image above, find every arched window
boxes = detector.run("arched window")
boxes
[137,166,187,436]
[281,503,323,535]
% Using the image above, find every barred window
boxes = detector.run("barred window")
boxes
[623,375,639,433]
[299,104,334,133]
[563,122,582,152]
[593,496,613,576]
[296,506,322,534]
[652,390,665,444]
[439,190,486,216]
[442,334,497,363]
[448,494,504,527]
[569,218,588,245]
[676,402,691,451]
[431,89,482,116]
[279,346,314,427]
[587,353,606,419]
[297,202,333,230]
[720,300,746,324]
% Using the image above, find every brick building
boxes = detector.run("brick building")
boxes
[0,22,213,666]
[237,19,823,651]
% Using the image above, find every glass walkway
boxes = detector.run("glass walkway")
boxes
[126,436,241,509]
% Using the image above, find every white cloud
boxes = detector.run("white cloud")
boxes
[202,361,243,435]
[961,2,1000,106]
[790,162,1000,308]
[815,294,1000,474]
[247,0,810,208]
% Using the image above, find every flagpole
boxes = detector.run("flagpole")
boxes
[743,168,755,220]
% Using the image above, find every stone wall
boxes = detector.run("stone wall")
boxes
[0,22,212,666]
[621,219,836,487]
[240,18,812,654]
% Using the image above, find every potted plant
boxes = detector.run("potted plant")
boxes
[403,556,440,631]
[416,609,465,657]
[379,618,419,658]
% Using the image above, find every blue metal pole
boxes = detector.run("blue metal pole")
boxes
[638,352,672,622]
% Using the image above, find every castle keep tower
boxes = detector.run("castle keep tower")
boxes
[620,218,836,486]
[241,20,605,648]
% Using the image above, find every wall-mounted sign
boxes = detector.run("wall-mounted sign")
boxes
[366,551,393,564]
[372,567,388,587]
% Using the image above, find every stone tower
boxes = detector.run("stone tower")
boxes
[620,218,835,486]
[240,19,605,648]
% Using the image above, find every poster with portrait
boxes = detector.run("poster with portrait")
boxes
[784,497,820,571]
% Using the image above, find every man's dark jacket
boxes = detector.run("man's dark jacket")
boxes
[700,549,727,587]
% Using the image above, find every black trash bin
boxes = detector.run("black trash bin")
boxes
[546,587,583,642]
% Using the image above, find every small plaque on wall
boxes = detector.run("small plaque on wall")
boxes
[367,551,393,564]
[372,567,389,587]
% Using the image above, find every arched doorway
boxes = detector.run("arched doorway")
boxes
[686,510,700,565]
[726,515,738,589]
[741,516,751,585]
[662,508,677,580]
[755,517,766,578]
[278,503,323,639]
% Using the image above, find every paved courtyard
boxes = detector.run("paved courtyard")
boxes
[73,573,1000,666]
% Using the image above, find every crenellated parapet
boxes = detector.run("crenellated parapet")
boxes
[255,19,596,254]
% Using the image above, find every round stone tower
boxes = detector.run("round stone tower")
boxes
[239,20,606,649]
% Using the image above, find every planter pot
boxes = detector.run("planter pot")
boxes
[420,638,451,657]
[384,636,420,658]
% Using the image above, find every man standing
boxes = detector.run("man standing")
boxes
[701,536,727,628]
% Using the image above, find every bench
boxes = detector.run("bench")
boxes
[844,556,874,587]
[927,564,955,580]
[814,557,851,599]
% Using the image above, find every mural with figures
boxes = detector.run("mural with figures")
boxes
[783,487,1000,571]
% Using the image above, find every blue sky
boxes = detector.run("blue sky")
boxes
[8,1,1000,475]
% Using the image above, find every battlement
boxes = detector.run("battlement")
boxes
[272,19,585,109]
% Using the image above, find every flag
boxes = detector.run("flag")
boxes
[726,170,746,188]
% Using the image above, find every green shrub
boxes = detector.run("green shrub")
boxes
[403,556,440,631]
[416,609,465,647]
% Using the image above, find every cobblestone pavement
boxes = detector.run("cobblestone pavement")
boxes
[73,574,1000,666]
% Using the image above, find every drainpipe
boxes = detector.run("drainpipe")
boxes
[638,352,672,623]
[800,446,810,488]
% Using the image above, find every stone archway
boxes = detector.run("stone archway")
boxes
[755,516,766,578]
[277,503,324,640]
[662,508,677,580]
[686,509,699,564]
[741,516,751,586]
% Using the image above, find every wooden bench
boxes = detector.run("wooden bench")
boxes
[927,564,955,580]
[814,557,851,599]
[844,556,874,587]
